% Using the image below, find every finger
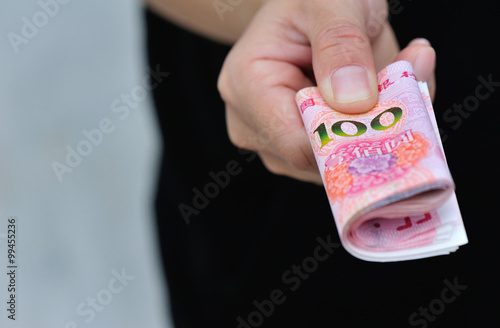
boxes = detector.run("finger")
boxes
[225,104,267,152]
[226,76,321,182]
[229,59,316,156]
[371,22,400,72]
[394,38,437,99]
[227,102,322,184]
[302,0,386,114]
[259,151,323,185]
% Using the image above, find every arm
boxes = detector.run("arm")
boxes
[143,0,264,44]
[146,0,436,183]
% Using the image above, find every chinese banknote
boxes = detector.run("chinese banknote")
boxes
[296,61,467,261]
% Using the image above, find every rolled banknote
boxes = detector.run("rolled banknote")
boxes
[295,61,468,262]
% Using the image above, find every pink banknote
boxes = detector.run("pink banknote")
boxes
[296,61,468,262]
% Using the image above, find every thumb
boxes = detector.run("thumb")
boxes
[308,1,381,114]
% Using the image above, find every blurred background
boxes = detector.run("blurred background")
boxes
[0,0,171,327]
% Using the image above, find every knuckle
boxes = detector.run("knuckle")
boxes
[217,70,230,102]
[217,52,241,104]
[226,120,261,152]
[315,21,369,54]
[261,156,287,176]
[227,128,252,151]
[365,9,389,38]
[275,140,315,172]
[284,148,315,172]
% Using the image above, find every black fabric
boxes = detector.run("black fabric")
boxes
[146,1,499,327]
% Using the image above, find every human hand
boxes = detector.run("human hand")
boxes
[218,0,436,184]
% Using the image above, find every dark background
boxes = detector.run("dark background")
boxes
[146,0,499,327]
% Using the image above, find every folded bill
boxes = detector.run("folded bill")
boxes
[295,60,468,262]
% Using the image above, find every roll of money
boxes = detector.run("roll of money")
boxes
[295,61,468,262]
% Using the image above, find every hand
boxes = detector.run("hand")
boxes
[218,0,436,184]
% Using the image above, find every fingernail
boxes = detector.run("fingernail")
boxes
[331,66,372,104]
[410,38,431,46]
[413,47,436,82]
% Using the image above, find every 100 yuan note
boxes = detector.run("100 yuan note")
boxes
[295,61,468,262]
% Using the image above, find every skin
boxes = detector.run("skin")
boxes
[143,0,264,44]
[146,0,436,184]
